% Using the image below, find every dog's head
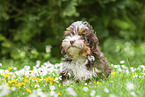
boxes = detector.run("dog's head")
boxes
[61,21,99,59]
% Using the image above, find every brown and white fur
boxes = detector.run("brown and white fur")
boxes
[60,21,112,83]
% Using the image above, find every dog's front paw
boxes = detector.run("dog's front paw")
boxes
[59,71,71,84]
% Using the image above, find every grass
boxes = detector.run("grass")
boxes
[0,59,145,97]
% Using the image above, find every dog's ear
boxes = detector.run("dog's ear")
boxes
[88,31,99,50]
[61,48,66,55]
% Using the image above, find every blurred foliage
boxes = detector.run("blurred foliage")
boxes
[0,0,145,63]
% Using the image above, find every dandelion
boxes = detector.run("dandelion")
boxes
[2,73,10,78]
[26,88,32,93]
[83,87,89,92]
[111,72,116,75]
[97,81,102,85]
[2,79,5,81]
[7,66,12,71]
[24,79,30,83]
[31,76,37,80]
[126,82,135,91]
[66,87,77,96]
[104,88,109,93]
[57,93,61,95]
[90,90,96,96]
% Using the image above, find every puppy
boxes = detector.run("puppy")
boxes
[60,21,112,83]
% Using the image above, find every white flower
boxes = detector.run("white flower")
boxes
[13,67,17,70]
[28,93,38,97]
[11,87,16,91]
[90,90,96,96]
[84,83,87,85]
[126,70,129,74]
[114,65,120,68]
[50,91,56,96]
[0,63,2,66]
[121,65,128,69]
[34,84,40,88]
[36,60,41,67]
[0,82,10,96]
[126,82,135,91]
[130,92,136,97]
[50,85,55,91]
[46,45,52,53]
[96,95,101,97]
[109,94,116,97]
[24,66,30,70]
[120,60,125,64]
[104,88,109,93]
[83,87,89,92]
[66,87,77,96]
[117,68,122,72]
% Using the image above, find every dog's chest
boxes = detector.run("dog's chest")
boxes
[63,58,93,81]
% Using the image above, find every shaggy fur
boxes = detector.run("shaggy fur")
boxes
[60,21,112,83]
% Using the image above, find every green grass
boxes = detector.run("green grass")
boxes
[0,60,145,97]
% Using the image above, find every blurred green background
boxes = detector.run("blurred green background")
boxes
[0,0,145,66]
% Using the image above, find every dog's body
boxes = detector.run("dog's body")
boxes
[60,21,111,83]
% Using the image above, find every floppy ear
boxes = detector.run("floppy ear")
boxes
[87,30,99,51]
[61,48,66,55]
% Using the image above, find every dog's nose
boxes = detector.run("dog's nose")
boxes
[70,40,75,45]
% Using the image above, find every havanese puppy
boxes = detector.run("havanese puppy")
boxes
[60,21,112,83]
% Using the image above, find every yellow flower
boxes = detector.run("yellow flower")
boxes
[26,88,32,93]
[45,77,54,82]
[7,66,12,71]
[15,82,25,88]
[49,81,53,84]
[97,81,102,85]
[111,72,116,75]
[21,82,26,85]
[11,79,17,83]
[2,79,5,81]
[2,73,10,78]
[31,76,36,80]
[57,93,61,95]
[24,79,30,83]
[8,79,17,84]
[15,83,22,88]
[36,78,40,82]
[93,82,95,84]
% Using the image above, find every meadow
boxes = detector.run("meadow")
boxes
[0,59,144,97]
[1,0,145,97]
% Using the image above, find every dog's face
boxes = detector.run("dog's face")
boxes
[61,21,99,59]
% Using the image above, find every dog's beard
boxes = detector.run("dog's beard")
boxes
[62,34,90,59]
